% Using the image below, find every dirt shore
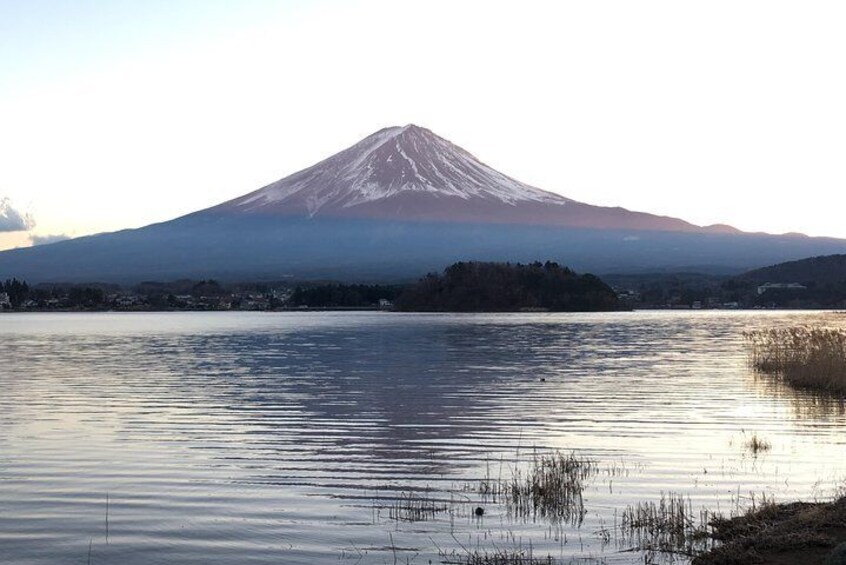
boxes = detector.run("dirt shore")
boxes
[693,496,846,564]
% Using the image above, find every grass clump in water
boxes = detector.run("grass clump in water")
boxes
[620,492,712,557]
[508,451,597,525]
[475,451,597,526]
[387,490,448,522]
[472,451,598,525]
[438,547,563,565]
[742,432,771,456]
[745,327,846,395]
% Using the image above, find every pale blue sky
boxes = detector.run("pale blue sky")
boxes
[2,0,845,249]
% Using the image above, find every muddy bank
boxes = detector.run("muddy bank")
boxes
[693,496,846,564]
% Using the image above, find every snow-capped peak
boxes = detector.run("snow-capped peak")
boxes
[229,124,569,217]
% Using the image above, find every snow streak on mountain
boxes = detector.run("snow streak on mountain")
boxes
[222,125,568,217]
[209,124,731,232]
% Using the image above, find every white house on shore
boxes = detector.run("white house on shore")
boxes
[0,292,11,309]
[757,282,807,295]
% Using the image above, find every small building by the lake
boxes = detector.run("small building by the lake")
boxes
[757,282,807,295]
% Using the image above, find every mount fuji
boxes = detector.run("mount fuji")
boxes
[2,125,845,283]
[210,124,733,232]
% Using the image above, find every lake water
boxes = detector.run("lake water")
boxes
[1,311,845,564]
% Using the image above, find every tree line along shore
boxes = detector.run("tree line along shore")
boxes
[0,261,621,313]
[7,253,846,313]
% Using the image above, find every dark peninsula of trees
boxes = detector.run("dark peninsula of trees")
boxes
[287,284,404,308]
[395,261,621,312]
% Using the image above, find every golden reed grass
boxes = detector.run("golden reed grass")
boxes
[744,327,846,395]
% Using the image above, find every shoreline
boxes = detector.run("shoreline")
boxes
[694,495,846,564]
[2,306,842,314]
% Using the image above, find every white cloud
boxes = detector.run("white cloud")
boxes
[0,197,35,232]
[30,233,70,246]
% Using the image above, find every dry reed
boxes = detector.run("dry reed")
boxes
[438,547,559,565]
[476,451,598,525]
[387,490,448,522]
[693,492,846,564]
[620,492,712,557]
[745,327,846,395]
[743,432,771,456]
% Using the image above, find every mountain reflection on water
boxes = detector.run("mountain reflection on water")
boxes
[1,311,845,564]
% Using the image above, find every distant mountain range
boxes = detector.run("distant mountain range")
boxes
[2,125,845,283]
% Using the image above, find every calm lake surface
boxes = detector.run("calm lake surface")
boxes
[1,311,845,564]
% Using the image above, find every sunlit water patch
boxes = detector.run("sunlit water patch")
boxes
[1,311,845,564]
